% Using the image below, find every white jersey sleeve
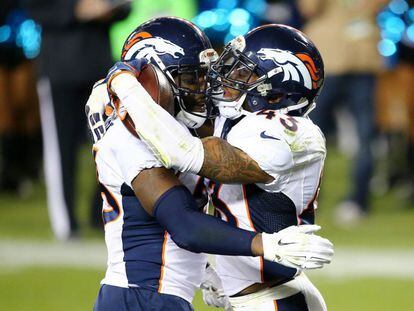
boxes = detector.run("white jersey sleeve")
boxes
[226,115,294,176]
[95,119,163,188]
[225,112,326,199]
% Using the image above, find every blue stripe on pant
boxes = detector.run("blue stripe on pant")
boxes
[277,292,309,311]
[94,284,193,311]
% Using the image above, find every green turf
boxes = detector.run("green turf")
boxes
[315,277,414,311]
[1,267,413,311]
[0,267,217,311]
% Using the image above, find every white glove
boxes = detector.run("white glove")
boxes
[85,80,111,143]
[262,225,334,270]
[200,265,232,311]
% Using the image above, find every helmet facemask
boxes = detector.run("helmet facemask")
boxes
[210,34,323,119]
[166,49,219,128]
[210,36,284,119]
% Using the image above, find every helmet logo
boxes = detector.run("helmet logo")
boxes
[122,34,185,63]
[257,48,319,90]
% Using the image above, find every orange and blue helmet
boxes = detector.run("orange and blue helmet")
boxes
[210,24,324,119]
[121,16,218,128]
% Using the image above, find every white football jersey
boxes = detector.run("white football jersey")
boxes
[93,118,207,303]
[211,111,326,296]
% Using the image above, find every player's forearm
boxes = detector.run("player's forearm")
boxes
[200,137,273,184]
[153,185,262,256]
[111,73,205,173]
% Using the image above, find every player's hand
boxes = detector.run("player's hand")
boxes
[262,225,334,270]
[200,264,232,311]
[85,79,111,143]
[106,60,142,93]
[105,60,146,117]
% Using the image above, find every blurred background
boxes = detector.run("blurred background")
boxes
[1,0,413,310]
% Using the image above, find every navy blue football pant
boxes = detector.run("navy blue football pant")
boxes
[94,284,194,311]
[310,73,376,211]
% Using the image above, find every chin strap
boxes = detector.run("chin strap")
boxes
[214,93,247,120]
[175,109,207,129]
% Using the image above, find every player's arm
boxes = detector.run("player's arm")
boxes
[199,136,272,184]
[108,69,272,184]
[131,167,332,269]
[131,167,259,257]
[95,67,333,270]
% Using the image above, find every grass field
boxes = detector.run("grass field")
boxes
[0,145,413,310]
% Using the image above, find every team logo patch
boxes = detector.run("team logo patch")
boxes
[257,48,321,90]
[122,31,185,62]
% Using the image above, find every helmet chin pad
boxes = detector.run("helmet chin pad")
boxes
[214,93,247,120]
[176,109,207,129]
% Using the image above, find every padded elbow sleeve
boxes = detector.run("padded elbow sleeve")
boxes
[153,185,255,256]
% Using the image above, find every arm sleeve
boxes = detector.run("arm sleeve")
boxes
[153,185,256,256]
[110,74,205,174]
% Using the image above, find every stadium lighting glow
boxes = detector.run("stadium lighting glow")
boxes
[230,23,250,36]
[229,8,250,26]
[378,39,397,56]
[196,10,217,29]
[217,0,237,10]
[0,25,11,43]
[382,29,402,42]
[245,0,266,16]
[16,20,41,59]
[407,24,414,41]
[408,8,414,21]
[388,0,409,15]
[211,9,229,31]
[377,11,395,28]
[385,16,406,34]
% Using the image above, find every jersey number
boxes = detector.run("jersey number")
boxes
[257,110,299,132]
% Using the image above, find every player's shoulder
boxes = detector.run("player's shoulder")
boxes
[227,110,289,141]
[225,112,294,175]
[233,110,324,141]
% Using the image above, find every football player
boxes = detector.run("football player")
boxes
[89,18,333,311]
[107,24,330,310]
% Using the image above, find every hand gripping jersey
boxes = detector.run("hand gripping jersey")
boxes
[93,118,207,303]
[211,111,326,296]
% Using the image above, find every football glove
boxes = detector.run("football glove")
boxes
[200,264,232,311]
[85,79,111,143]
[262,225,334,270]
[106,60,142,88]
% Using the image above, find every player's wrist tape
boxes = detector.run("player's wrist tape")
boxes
[110,73,205,174]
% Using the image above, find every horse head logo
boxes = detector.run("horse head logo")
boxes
[257,48,320,90]
[122,32,185,64]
